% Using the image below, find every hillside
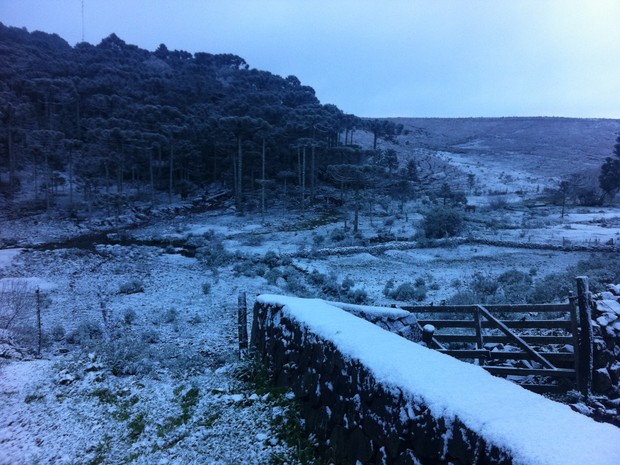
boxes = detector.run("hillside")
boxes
[394,117,620,177]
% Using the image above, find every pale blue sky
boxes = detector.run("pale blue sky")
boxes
[2,0,619,118]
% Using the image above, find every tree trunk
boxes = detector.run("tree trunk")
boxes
[301,146,306,212]
[168,141,174,204]
[261,138,266,220]
[353,190,359,233]
[68,149,74,209]
[310,145,316,203]
[149,149,154,204]
[36,288,42,357]
[44,150,50,211]
[236,135,243,214]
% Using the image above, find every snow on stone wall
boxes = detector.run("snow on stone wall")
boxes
[251,295,620,465]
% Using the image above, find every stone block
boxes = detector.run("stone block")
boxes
[594,367,613,393]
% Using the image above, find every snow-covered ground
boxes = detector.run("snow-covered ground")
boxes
[0,186,619,464]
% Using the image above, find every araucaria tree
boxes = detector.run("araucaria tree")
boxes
[599,134,620,202]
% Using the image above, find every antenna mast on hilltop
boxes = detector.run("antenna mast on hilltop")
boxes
[81,0,85,42]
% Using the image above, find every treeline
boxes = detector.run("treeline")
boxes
[0,23,405,215]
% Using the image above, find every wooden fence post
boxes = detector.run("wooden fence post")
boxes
[576,276,593,397]
[238,292,249,359]
[422,324,435,347]
[36,288,42,357]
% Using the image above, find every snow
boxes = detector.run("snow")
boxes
[0,276,57,291]
[0,248,22,268]
[258,295,620,465]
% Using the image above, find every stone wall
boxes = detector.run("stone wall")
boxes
[251,298,510,464]
[592,284,620,395]
[325,301,422,342]
[251,295,620,465]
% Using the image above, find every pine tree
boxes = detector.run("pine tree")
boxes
[599,134,620,202]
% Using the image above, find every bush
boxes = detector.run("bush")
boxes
[264,268,283,285]
[422,206,464,239]
[195,234,232,268]
[471,273,499,298]
[119,279,144,295]
[141,329,160,344]
[123,308,137,325]
[345,287,368,305]
[528,272,572,303]
[50,324,66,342]
[497,269,532,303]
[163,308,178,324]
[386,281,427,302]
[66,320,104,347]
[201,282,211,295]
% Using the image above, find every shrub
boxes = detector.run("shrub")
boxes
[264,268,283,285]
[163,308,178,324]
[528,272,572,303]
[141,329,160,344]
[312,233,325,248]
[119,279,144,295]
[471,273,499,298]
[201,282,211,295]
[341,276,355,292]
[345,287,368,305]
[103,336,151,376]
[50,324,66,342]
[388,281,427,302]
[123,308,137,325]
[447,290,478,305]
[497,269,533,303]
[308,270,327,287]
[487,196,508,210]
[66,320,104,347]
[330,228,346,243]
[422,206,464,239]
[383,278,396,296]
[195,234,232,268]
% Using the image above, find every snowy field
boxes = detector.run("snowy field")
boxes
[1,196,618,464]
[1,130,619,464]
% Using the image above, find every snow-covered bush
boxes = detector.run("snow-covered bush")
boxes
[384,279,427,302]
[163,307,178,324]
[66,320,104,347]
[118,279,144,295]
[195,232,232,268]
[421,206,464,239]
[141,329,160,344]
[49,323,66,342]
[123,308,137,325]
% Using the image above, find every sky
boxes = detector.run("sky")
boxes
[2,0,620,119]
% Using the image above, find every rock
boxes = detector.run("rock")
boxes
[609,361,620,385]
[606,284,620,296]
[594,368,613,393]
[598,300,620,317]
[594,349,615,369]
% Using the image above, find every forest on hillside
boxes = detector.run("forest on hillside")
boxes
[0,23,409,218]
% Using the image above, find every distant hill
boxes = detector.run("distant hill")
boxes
[392,117,620,178]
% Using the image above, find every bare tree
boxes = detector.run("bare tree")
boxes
[0,280,34,330]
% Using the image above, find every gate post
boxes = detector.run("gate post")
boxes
[576,276,593,397]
